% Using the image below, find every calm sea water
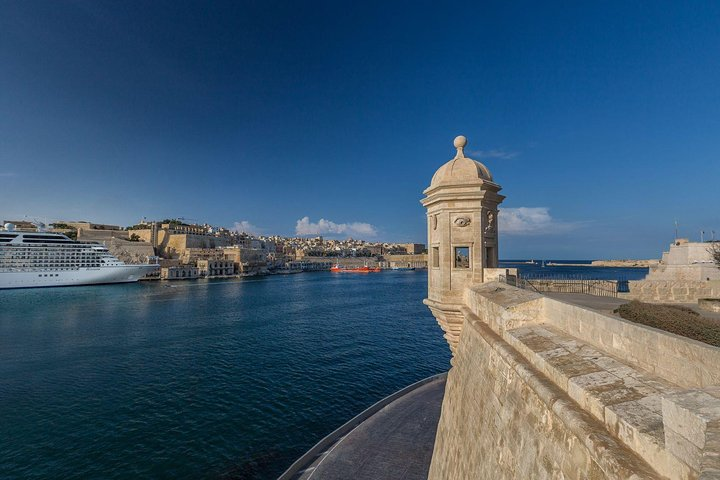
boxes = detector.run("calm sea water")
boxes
[0,265,647,479]
[500,260,650,281]
[0,271,449,480]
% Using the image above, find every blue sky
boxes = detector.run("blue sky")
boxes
[1,1,719,259]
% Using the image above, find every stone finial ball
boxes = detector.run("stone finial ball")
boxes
[453,135,467,149]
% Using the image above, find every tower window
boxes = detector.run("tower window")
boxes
[432,246,440,268]
[454,247,470,268]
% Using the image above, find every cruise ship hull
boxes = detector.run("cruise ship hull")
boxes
[0,265,159,289]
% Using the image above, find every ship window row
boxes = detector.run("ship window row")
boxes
[0,260,104,264]
[2,265,100,271]
[0,257,99,260]
[38,274,60,277]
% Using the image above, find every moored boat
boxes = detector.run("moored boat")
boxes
[330,263,381,273]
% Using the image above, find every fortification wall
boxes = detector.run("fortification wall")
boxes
[429,310,658,479]
[429,282,720,480]
[104,238,155,264]
[629,280,720,303]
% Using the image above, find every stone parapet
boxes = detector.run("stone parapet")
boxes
[428,281,720,479]
[629,280,720,304]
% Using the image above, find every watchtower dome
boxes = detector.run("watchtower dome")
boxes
[421,135,505,353]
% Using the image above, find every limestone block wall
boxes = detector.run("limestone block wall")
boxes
[629,280,720,304]
[429,306,659,479]
[429,282,720,479]
[103,238,155,264]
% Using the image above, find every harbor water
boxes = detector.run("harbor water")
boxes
[0,265,647,479]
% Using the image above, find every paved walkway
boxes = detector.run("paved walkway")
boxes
[295,375,446,480]
[545,292,629,315]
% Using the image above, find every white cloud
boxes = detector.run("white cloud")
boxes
[499,207,576,235]
[469,149,518,160]
[232,220,262,235]
[295,216,378,238]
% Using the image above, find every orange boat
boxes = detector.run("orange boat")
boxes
[330,264,381,273]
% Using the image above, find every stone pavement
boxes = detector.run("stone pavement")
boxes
[545,292,629,315]
[295,375,446,480]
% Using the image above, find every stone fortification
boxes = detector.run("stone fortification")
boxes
[646,239,720,282]
[102,237,155,264]
[629,239,720,303]
[134,228,230,259]
[429,283,720,479]
[629,279,720,303]
[76,228,154,264]
[423,136,720,480]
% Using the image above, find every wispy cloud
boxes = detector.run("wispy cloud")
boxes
[232,220,262,235]
[499,207,577,235]
[469,149,518,160]
[295,216,378,238]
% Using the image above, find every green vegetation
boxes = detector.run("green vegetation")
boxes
[615,301,720,347]
[129,233,141,242]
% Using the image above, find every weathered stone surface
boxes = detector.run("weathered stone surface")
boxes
[663,391,720,449]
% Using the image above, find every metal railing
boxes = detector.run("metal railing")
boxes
[500,273,621,298]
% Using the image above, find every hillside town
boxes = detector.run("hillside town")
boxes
[3,218,427,280]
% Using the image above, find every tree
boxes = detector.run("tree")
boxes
[709,242,720,269]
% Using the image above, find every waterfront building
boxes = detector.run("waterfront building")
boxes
[384,253,428,269]
[196,259,234,277]
[221,246,269,274]
[285,260,333,271]
[402,243,426,255]
[160,265,200,280]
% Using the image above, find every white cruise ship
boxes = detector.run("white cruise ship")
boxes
[0,224,159,289]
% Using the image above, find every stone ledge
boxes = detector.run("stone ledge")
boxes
[460,306,662,479]
[506,323,699,479]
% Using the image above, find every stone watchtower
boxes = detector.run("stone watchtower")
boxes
[421,136,504,354]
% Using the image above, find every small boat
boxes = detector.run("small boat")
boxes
[330,263,381,273]
[391,266,416,271]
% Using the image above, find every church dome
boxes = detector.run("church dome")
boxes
[430,136,493,187]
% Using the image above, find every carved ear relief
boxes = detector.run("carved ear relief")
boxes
[454,217,471,227]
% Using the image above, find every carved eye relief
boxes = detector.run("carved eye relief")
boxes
[454,217,471,227]
[432,215,438,230]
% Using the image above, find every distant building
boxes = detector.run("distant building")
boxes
[161,265,200,280]
[64,221,122,231]
[196,259,235,277]
[286,260,333,271]
[222,246,268,274]
[133,224,231,259]
[384,253,428,269]
[403,243,426,255]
